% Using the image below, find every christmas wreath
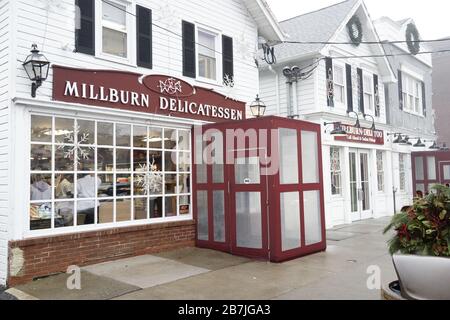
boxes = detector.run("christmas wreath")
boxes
[347,16,363,46]
[406,23,420,55]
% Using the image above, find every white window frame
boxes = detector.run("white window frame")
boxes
[333,64,346,106]
[363,73,374,112]
[195,24,222,85]
[28,113,193,237]
[401,72,423,116]
[95,0,136,65]
[330,147,342,196]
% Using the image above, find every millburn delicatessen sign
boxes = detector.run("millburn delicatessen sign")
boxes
[335,124,385,145]
[52,66,246,122]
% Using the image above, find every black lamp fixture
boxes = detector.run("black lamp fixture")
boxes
[347,111,361,128]
[392,134,403,144]
[324,122,347,137]
[429,141,440,150]
[250,94,266,118]
[413,138,426,148]
[363,114,376,131]
[22,44,50,98]
[441,143,449,151]
[401,136,412,146]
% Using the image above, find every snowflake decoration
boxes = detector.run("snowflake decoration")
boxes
[134,163,163,195]
[158,78,183,95]
[57,125,93,167]
[154,3,179,29]
[223,74,237,100]
[41,0,65,12]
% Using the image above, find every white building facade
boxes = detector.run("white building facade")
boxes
[0,0,283,286]
[259,0,435,228]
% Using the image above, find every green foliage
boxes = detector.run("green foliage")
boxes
[384,185,450,257]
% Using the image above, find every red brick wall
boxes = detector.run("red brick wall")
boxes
[8,220,196,286]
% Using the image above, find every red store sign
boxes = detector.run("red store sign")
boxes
[52,65,246,122]
[335,124,385,145]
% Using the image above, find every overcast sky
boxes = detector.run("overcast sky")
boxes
[266,0,450,39]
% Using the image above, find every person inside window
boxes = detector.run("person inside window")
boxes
[77,174,101,225]
[30,175,51,201]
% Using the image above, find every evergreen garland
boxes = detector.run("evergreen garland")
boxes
[347,16,363,46]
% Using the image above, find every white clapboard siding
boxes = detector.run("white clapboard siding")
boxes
[0,0,9,287]
[13,0,260,105]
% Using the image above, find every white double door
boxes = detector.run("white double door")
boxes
[349,149,373,221]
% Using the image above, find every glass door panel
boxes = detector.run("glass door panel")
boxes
[235,192,262,249]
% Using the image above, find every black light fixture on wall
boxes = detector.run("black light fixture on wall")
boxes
[22,44,50,98]
[324,122,347,137]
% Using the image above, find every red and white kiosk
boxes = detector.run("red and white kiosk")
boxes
[193,116,327,262]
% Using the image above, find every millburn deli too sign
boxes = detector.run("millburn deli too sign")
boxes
[52,66,246,122]
[335,124,385,145]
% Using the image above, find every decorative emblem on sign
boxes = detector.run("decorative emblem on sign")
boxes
[158,78,183,95]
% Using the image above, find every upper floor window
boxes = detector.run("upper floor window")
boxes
[363,74,374,112]
[197,29,219,81]
[401,73,422,115]
[102,0,128,58]
[333,65,345,104]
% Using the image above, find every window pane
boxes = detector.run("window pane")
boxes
[77,201,95,225]
[116,149,131,171]
[414,157,424,180]
[102,0,126,25]
[97,122,114,146]
[116,124,131,147]
[30,203,52,230]
[148,127,163,149]
[133,150,147,171]
[97,148,114,172]
[134,197,147,220]
[103,27,127,58]
[55,146,74,171]
[116,198,131,222]
[304,191,322,245]
[198,31,216,57]
[213,191,225,243]
[281,192,301,252]
[149,150,163,172]
[165,174,177,194]
[179,152,191,173]
[55,118,74,144]
[165,196,177,217]
[150,197,163,218]
[235,157,260,185]
[178,174,190,194]
[279,128,299,184]
[444,165,450,180]
[55,201,74,228]
[98,199,114,224]
[77,147,95,171]
[31,144,52,171]
[31,115,52,142]
[115,174,131,197]
[302,131,319,184]
[178,130,190,151]
[133,126,147,148]
[427,157,436,180]
[149,171,163,196]
[197,191,208,241]
[236,192,262,249]
[77,120,95,145]
[98,174,113,197]
[55,174,74,199]
[164,129,177,149]
[30,174,52,201]
[179,195,190,215]
[77,174,98,199]
[165,151,177,172]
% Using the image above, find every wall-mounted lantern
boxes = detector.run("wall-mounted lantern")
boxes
[324,122,347,137]
[22,44,50,98]
[250,94,266,118]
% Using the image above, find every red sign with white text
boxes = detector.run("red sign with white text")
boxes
[335,124,385,145]
[52,65,246,122]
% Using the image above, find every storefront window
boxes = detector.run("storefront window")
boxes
[330,147,341,196]
[415,156,424,180]
[376,151,385,192]
[30,115,192,232]
[427,156,436,180]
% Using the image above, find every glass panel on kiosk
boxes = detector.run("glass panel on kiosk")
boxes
[301,131,319,184]
[213,191,225,242]
[236,192,262,249]
[281,192,301,251]
[235,157,260,185]
[304,190,322,245]
[279,128,299,184]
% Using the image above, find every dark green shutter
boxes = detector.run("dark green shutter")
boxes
[136,6,152,69]
[374,74,380,117]
[75,0,95,55]
[222,35,234,81]
[326,57,334,107]
[182,21,196,78]
[398,70,403,110]
[346,64,353,113]
[422,81,426,117]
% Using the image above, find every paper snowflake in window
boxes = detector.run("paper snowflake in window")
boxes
[56,125,93,167]
[154,3,178,29]
[158,78,183,95]
[42,0,65,12]
[236,32,257,61]
[134,164,163,195]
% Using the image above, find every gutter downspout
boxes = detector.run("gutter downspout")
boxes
[268,65,280,116]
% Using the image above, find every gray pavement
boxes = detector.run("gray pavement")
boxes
[5,216,397,300]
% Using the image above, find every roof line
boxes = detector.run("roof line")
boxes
[279,0,353,23]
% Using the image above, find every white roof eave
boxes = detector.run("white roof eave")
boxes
[243,0,285,42]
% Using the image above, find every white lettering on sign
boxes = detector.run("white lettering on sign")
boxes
[64,81,150,108]
[158,97,243,121]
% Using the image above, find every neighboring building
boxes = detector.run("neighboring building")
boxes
[429,37,450,145]
[0,0,283,286]
[412,151,450,195]
[259,0,435,228]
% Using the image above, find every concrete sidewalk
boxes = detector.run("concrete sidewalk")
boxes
[5,217,397,300]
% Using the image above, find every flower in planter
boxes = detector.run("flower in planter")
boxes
[384,185,450,257]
